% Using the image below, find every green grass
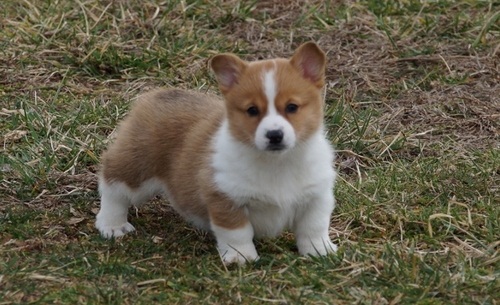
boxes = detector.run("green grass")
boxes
[1,0,499,304]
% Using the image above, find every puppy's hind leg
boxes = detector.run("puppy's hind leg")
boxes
[96,177,136,238]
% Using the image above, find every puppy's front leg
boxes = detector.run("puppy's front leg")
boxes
[294,189,337,257]
[212,221,258,265]
[206,192,258,265]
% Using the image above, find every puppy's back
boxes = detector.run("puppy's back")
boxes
[101,89,224,188]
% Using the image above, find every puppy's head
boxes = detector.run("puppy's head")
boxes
[210,42,326,152]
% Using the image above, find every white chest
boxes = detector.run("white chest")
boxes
[211,125,335,237]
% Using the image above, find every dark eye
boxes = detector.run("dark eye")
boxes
[285,103,299,113]
[246,106,259,117]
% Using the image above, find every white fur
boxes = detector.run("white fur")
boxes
[294,189,338,255]
[96,177,211,237]
[96,177,165,238]
[254,69,297,151]
[212,121,337,256]
[263,67,277,110]
[212,222,259,265]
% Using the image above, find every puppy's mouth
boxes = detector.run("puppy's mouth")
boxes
[265,144,287,152]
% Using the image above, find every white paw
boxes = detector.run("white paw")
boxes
[96,220,135,239]
[298,238,337,257]
[218,244,259,266]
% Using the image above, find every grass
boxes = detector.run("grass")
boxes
[1,0,499,304]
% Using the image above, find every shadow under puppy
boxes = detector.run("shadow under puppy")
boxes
[96,42,338,265]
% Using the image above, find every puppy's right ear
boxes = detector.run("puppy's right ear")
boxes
[210,54,247,93]
[290,42,326,88]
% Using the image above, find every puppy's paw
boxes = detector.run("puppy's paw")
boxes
[96,220,135,239]
[298,238,337,257]
[218,244,259,266]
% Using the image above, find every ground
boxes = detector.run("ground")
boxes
[0,0,499,304]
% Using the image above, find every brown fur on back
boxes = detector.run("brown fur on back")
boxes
[101,88,224,221]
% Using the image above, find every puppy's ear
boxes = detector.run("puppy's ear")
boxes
[290,42,326,88]
[210,54,247,93]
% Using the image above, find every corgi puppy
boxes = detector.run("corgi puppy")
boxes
[96,42,337,265]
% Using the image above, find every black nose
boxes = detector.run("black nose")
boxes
[266,129,284,144]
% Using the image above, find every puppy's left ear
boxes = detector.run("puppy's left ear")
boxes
[290,42,326,88]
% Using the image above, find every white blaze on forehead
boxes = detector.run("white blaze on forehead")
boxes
[254,63,297,151]
[262,67,277,115]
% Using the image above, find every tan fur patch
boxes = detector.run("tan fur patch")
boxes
[274,60,324,142]
[101,89,224,223]
[222,60,274,146]
[199,170,249,229]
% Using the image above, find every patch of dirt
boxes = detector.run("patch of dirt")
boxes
[321,20,499,151]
